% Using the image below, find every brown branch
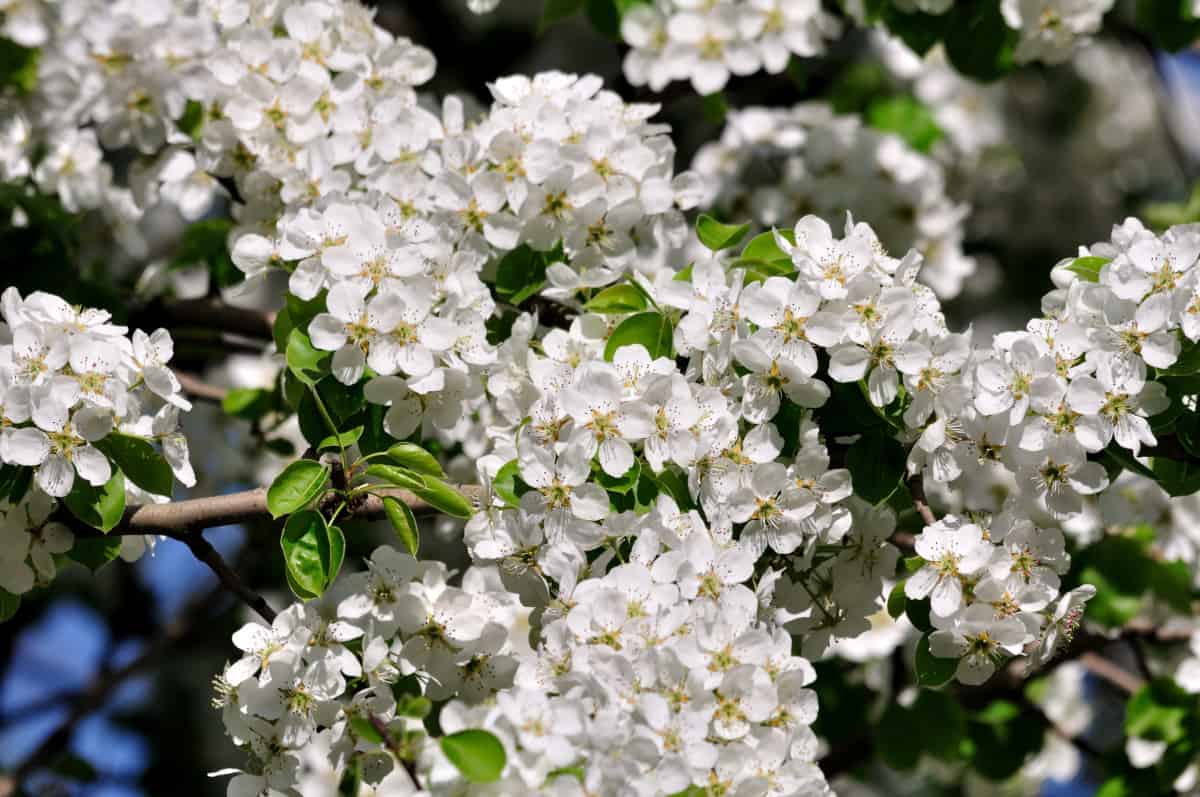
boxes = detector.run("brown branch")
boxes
[905,471,937,527]
[368,714,422,789]
[68,485,481,539]
[1080,651,1144,695]
[174,369,229,403]
[133,298,275,341]
[181,532,277,623]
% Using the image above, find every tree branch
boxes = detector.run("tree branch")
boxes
[174,369,229,403]
[368,714,422,789]
[905,471,937,527]
[66,485,481,539]
[132,298,275,342]
[181,532,277,623]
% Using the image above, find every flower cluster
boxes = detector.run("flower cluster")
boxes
[214,547,523,792]
[860,0,1117,65]
[619,0,843,95]
[0,288,194,594]
[691,104,976,299]
[426,521,831,795]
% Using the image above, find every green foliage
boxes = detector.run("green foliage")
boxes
[604,312,674,361]
[845,430,906,504]
[492,459,531,508]
[0,589,18,622]
[696,214,750,252]
[876,690,966,769]
[1142,182,1200,231]
[286,329,332,387]
[0,38,39,94]
[64,471,126,533]
[317,427,364,451]
[941,1,1017,82]
[222,387,275,421]
[1064,255,1109,282]
[915,634,957,687]
[366,464,426,490]
[383,496,420,557]
[1125,679,1196,744]
[965,700,1044,780]
[280,510,345,599]
[866,95,943,153]
[440,729,507,783]
[171,218,240,288]
[387,443,444,478]
[494,244,563,306]
[68,535,124,571]
[886,582,907,619]
[701,92,728,124]
[409,476,474,519]
[1074,525,1196,624]
[584,284,648,314]
[1137,0,1200,51]
[540,0,584,31]
[93,433,174,497]
[0,464,33,504]
[267,460,331,519]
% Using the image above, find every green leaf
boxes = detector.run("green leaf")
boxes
[495,244,562,306]
[1153,456,1200,497]
[1162,339,1200,377]
[845,430,906,504]
[701,91,728,124]
[492,459,531,508]
[286,328,332,386]
[366,464,426,490]
[1125,679,1195,743]
[387,443,444,478]
[740,230,792,264]
[876,703,922,770]
[0,588,20,622]
[886,582,907,619]
[595,459,640,495]
[397,694,433,719]
[967,700,1043,780]
[267,460,330,518]
[0,464,32,504]
[440,729,507,783]
[879,7,949,55]
[696,214,750,252]
[69,535,123,571]
[411,476,474,519]
[866,94,943,153]
[383,496,420,557]
[0,38,40,95]
[222,387,274,420]
[1137,0,1200,50]
[64,471,126,533]
[318,426,363,451]
[943,0,1018,82]
[584,284,648,314]
[540,0,584,30]
[604,311,673,361]
[177,99,205,140]
[93,433,174,497]
[281,510,340,598]
[350,715,385,744]
[915,634,957,688]
[1064,256,1110,283]
[170,218,239,288]
[906,597,932,633]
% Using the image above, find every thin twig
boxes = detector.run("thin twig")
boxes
[132,297,275,341]
[368,714,422,789]
[181,532,277,623]
[1080,651,1144,695]
[905,472,937,527]
[4,581,217,792]
[174,370,229,403]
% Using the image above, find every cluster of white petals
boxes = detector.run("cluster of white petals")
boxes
[0,287,194,593]
[215,548,524,794]
[691,104,976,299]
